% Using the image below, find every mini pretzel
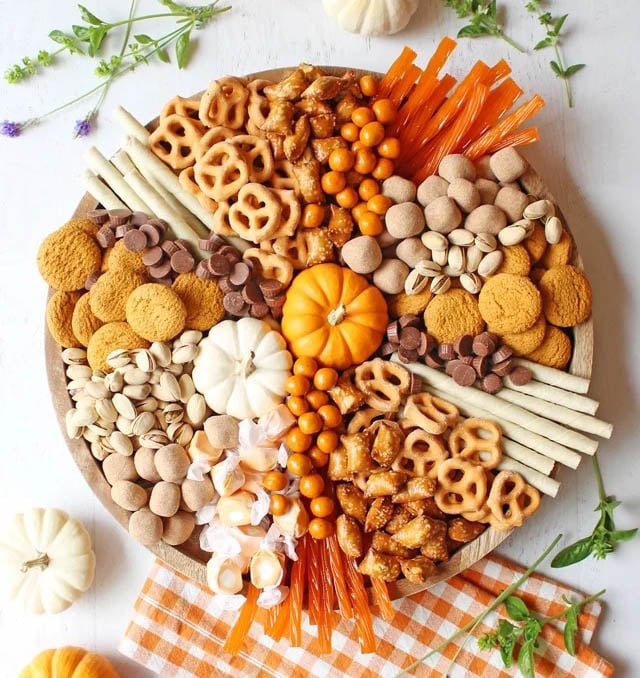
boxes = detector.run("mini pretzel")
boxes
[364,471,409,497]
[328,206,354,248]
[161,95,201,121]
[261,100,295,135]
[354,358,411,413]
[393,476,437,503]
[434,458,488,515]
[268,159,300,193]
[229,183,282,242]
[341,431,374,474]
[269,188,301,239]
[195,141,249,201]
[403,393,459,435]
[284,114,310,162]
[194,126,236,162]
[420,519,449,561]
[304,227,334,266]
[449,418,503,471]
[211,201,236,237]
[364,497,393,533]
[392,515,434,549]
[242,248,293,286]
[272,232,308,270]
[301,72,354,100]
[149,114,206,170]
[335,91,359,124]
[229,134,274,183]
[309,114,337,139]
[486,471,541,530]
[199,76,248,129]
[358,548,401,582]
[292,150,324,203]
[346,408,386,433]
[296,98,333,117]
[178,167,218,213]
[310,137,347,164]
[336,483,367,523]
[246,79,273,136]
[392,428,449,479]
[369,420,404,467]
[328,447,352,482]
[371,531,414,558]
[448,517,486,544]
[264,68,307,101]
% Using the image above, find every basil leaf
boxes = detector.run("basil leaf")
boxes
[518,639,536,678]
[504,596,530,622]
[78,4,104,25]
[175,31,191,69]
[551,536,594,567]
[457,24,491,38]
[134,34,154,45]
[564,607,579,656]
[611,528,638,542]
[553,14,568,36]
[72,24,90,41]
[156,48,171,64]
[88,26,107,57]
[534,37,553,50]
[48,30,69,45]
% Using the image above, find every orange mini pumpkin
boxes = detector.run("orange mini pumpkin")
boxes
[20,647,119,678]
[281,263,388,369]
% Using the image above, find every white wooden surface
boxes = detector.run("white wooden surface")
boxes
[0,1,639,676]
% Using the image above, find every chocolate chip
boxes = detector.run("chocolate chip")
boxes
[259,279,285,298]
[196,260,214,279]
[492,345,514,364]
[208,253,230,276]
[139,223,162,247]
[492,358,513,377]
[481,373,503,394]
[161,240,179,256]
[223,292,247,315]
[265,293,287,308]
[386,322,399,343]
[454,334,474,357]
[142,246,165,267]
[229,262,251,286]
[472,332,497,356]
[509,366,533,386]
[149,259,172,279]
[250,303,270,319]
[452,363,476,387]
[400,326,421,351]
[131,211,149,226]
[123,229,148,252]
[96,226,116,248]
[438,343,455,361]
[446,359,465,377]
[425,353,444,368]
[398,314,421,329]
[397,346,418,363]
[217,276,237,294]
[84,270,101,290]
[472,355,491,377]
[171,250,195,274]
[108,208,132,225]
[242,280,264,304]
[87,208,109,225]
[198,238,219,251]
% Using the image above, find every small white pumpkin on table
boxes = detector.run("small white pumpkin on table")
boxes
[322,0,419,36]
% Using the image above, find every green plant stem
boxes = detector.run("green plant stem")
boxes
[543,589,606,624]
[592,453,606,503]
[497,30,525,53]
[553,43,572,107]
[395,533,563,677]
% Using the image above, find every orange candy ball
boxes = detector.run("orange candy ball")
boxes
[263,471,288,492]
[372,98,397,124]
[351,106,375,127]
[285,427,313,453]
[306,389,330,410]
[307,445,330,468]
[321,170,347,195]
[372,157,395,180]
[378,137,401,159]
[298,411,324,435]
[299,473,325,499]
[287,452,313,476]
[367,194,393,215]
[351,202,369,222]
[336,187,359,209]
[354,148,377,174]
[309,517,335,539]
[318,404,342,428]
[301,203,325,229]
[285,375,311,397]
[328,148,355,173]
[270,494,290,516]
[287,395,309,417]
[359,75,378,98]
[313,367,339,391]
[293,356,318,378]
[310,496,335,518]
[360,121,386,148]
[316,429,339,453]
[358,211,384,236]
[358,178,380,202]
[340,122,360,142]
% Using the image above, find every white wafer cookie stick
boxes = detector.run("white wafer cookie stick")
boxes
[496,388,612,439]
[504,377,599,415]
[81,170,127,211]
[513,358,590,394]
[85,146,151,213]
[397,358,598,455]
[425,384,581,469]
[501,438,555,475]
[497,457,560,497]
[113,105,150,143]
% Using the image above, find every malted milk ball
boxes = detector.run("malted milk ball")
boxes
[424,196,462,234]
[447,178,481,213]
[474,155,496,181]
[494,187,529,223]
[149,481,181,517]
[382,175,417,204]
[489,147,527,183]
[395,237,431,268]
[475,178,500,205]
[373,259,410,294]
[385,202,425,239]
[341,236,383,274]
[129,508,163,544]
[416,175,449,207]
[464,204,507,235]
[438,154,476,183]
[163,511,196,546]
[154,444,190,483]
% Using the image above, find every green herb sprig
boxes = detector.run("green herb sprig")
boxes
[477,589,605,676]
[551,454,637,567]
[526,1,585,108]
[444,1,525,52]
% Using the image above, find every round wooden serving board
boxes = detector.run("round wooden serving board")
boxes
[46,67,593,599]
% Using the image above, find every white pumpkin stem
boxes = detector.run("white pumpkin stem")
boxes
[239,351,256,378]
[327,304,346,326]
[20,552,50,572]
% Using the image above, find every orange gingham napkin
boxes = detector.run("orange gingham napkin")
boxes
[119,554,613,677]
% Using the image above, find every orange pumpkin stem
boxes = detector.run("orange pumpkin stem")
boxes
[327,304,346,326]
[20,552,49,572]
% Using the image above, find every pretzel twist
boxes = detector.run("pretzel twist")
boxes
[195,141,249,201]
[149,114,205,170]
[486,471,541,530]
[434,458,488,515]
[199,76,248,129]
[403,393,459,435]
[354,359,411,413]
[449,418,503,470]
[228,183,282,242]
[392,428,449,479]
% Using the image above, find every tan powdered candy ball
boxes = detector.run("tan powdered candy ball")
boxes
[86,321,150,372]
[489,147,527,183]
[172,273,224,331]
[424,196,462,234]
[102,453,138,485]
[373,259,410,294]
[525,325,572,369]
[447,178,481,214]
[46,290,82,348]
[388,287,433,318]
[540,229,573,268]
[129,508,163,544]
[149,481,181,517]
[181,477,215,511]
[494,245,531,276]
[155,444,190,482]
[37,228,101,291]
[204,415,239,449]
[475,178,500,205]
[494,187,529,223]
[134,447,162,483]
[479,273,542,334]
[59,217,99,239]
[424,288,485,343]
[438,154,476,183]
[126,283,187,342]
[163,511,196,545]
[539,265,593,327]
[500,313,546,356]
[102,239,148,274]
[71,293,104,346]
[341,236,382,274]
[523,222,547,264]
[416,175,449,207]
[90,269,146,322]
[111,480,148,511]
[464,204,507,235]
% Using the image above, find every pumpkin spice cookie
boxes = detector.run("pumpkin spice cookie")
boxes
[479,273,542,334]
[126,283,187,341]
[71,293,104,347]
[101,240,148,275]
[539,264,592,327]
[86,322,149,372]
[424,288,485,343]
[388,288,433,318]
[59,217,99,239]
[89,269,146,323]
[540,228,572,269]
[500,313,546,356]
[493,244,531,276]
[529,266,547,284]
[172,272,225,331]
[46,291,82,348]
[37,227,101,291]
[525,325,572,369]
[523,221,547,264]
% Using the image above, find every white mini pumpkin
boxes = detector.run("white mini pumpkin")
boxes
[322,0,419,36]
[192,318,292,420]
[0,507,96,614]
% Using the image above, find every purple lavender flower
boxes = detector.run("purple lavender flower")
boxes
[0,120,22,137]
[73,117,93,138]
